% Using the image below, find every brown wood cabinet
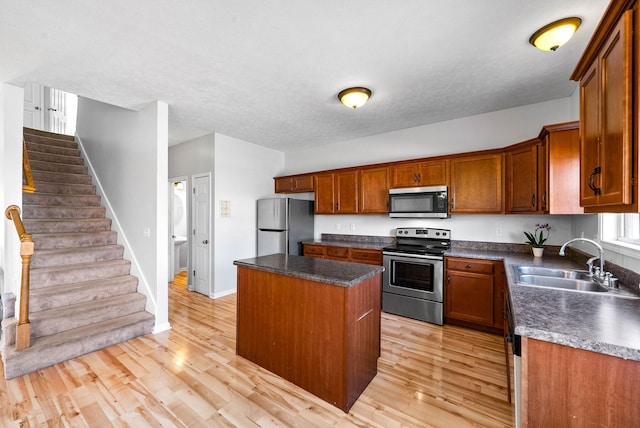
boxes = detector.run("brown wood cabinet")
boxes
[274,174,314,193]
[540,121,583,214]
[359,166,389,213]
[389,160,448,188]
[449,153,503,214]
[505,139,542,213]
[236,265,381,412]
[521,337,640,426]
[303,244,382,266]
[572,4,635,211]
[314,171,358,214]
[445,257,504,333]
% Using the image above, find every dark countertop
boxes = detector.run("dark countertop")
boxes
[301,233,395,251]
[447,248,640,361]
[302,239,389,250]
[234,254,384,287]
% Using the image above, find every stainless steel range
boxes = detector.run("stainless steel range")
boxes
[382,227,451,325]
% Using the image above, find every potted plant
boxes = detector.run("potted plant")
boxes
[524,223,551,257]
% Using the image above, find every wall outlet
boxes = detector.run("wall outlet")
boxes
[143,227,150,238]
[350,223,356,231]
[335,223,341,231]
[495,227,503,237]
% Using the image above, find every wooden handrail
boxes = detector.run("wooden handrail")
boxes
[22,137,36,193]
[5,205,33,350]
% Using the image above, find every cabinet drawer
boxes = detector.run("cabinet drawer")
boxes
[304,245,325,257]
[326,246,349,259]
[446,258,494,274]
[350,249,382,265]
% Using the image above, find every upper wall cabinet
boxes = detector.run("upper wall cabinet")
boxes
[571,3,635,212]
[389,160,448,188]
[359,166,390,214]
[274,174,314,193]
[450,153,503,214]
[505,138,542,213]
[314,171,358,214]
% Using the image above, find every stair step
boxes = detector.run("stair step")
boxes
[27,150,84,166]
[33,181,97,196]
[30,259,131,289]
[1,311,154,379]
[25,141,80,158]
[32,231,118,250]
[23,205,106,219]
[24,127,76,142]
[23,192,101,207]
[32,244,124,269]
[23,134,78,149]
[32,170,92,185]
[23,218,112,233]
[29,276,139,312]
[29,159,87,175]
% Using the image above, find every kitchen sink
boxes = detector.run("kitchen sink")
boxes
[517,274,608,292]
[514,266,593,281]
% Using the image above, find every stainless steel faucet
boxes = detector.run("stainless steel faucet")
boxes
[559,238,605,277]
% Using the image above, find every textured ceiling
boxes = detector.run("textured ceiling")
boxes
[1,0,609,152]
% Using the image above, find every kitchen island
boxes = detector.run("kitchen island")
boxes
[233,254,383,412]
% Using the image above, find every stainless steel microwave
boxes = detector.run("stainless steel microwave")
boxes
[388,186,449,218]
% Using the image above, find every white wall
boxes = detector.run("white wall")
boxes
[0,84,24,299]
[285,97,583,246]
[213,133,284,298]
[284,98,575,174]
[76,97,170,333]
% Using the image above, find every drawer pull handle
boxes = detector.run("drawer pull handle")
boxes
[466,264,472,269]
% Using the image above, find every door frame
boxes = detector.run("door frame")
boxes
[168,176,189,283]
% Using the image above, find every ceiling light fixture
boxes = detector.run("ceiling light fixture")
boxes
[338,87,372,109]
[529,17,582,52]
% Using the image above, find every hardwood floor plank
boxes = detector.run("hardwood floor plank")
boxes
[1,280,515,427]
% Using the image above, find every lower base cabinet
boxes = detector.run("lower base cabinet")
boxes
[445,257,504,333]
[303,244,382,265]
[522,337,640,426]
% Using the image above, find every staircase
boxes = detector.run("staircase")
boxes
[0,128,154,379]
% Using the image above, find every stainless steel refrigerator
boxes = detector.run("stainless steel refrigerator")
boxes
[257,198,314,256]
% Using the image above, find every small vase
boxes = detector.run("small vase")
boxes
[532,247,544,257]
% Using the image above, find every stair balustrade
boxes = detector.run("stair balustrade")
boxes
[5,205,33,350]
[22,137,36,193]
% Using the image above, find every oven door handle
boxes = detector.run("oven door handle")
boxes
[382,251,444,261]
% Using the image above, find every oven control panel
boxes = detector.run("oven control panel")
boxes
[395,227,450,239]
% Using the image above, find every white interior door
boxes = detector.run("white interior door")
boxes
[45,87,67,134]
[192,173,211,296]
[23,83,44,130]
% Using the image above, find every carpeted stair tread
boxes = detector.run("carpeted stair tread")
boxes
[30,259,132,289]
[25,141,80,157]
[33,181,96,195]
[22,204,106,219]
[24,134,78,149]
[24,127,76,141]
[23,193,101,207]
[32,231,117,250]
[31,244,124,269]
[29,275,139,312]
[2,311,154,379]
[29,292,148,338]
[23,218,112,233]
[26,150,85,166]
[29,159,87,175]
[31,170,92,185]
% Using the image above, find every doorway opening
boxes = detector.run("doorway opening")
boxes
[169,178,189,287]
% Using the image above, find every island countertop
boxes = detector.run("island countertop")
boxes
[233,253,384,287]
[447,248,640,361]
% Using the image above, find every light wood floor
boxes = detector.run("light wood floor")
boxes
[1,280,515,427]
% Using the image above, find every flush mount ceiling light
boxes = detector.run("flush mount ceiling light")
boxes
[529,17,582,51]
[338,87,372,109]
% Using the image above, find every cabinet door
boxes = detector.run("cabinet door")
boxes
[335,171,358,214]
[390,163,420,188]
[446,271,494,326]
[599,11,633,206]
[580,62,601,207]
[292,175,314,192]
[546,124,583,214]
[416,160,448,187]
[274,177,293,193]
[359,167,389,214]
[505,142,538,213]
[450,154,503,213]
[304,244,326,258]
[349,249,383,265]
[314,173,335,214]
[325,246,349,261]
